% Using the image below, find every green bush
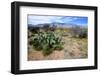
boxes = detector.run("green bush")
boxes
[30,31,63,56]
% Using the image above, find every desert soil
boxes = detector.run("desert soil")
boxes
[28,36,88,61]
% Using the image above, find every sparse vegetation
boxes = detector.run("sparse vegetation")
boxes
[28,23,88,60]
[29,31,63,56]
[70,25,87,38]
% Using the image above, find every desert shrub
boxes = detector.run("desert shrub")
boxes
[70,25,81,37]
[70,25,87,38]
[30,31,63,56]
[42,24,50,32]
[28,26,40,33]
[79,28,87,38]
[42,24,56,32]
[50,25,57,31]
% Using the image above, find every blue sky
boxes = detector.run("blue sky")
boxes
[28,15,88,26]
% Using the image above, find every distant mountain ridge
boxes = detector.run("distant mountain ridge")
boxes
[28,22,87,28]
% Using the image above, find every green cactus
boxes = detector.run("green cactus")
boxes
[30,31,64,56]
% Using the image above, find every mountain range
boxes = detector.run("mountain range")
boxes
[28,22,87,28]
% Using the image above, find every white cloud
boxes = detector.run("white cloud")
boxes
[61,17,78,23]
[28,15,63,25]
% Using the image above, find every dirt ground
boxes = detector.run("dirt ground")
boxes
[28,36,88,61]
